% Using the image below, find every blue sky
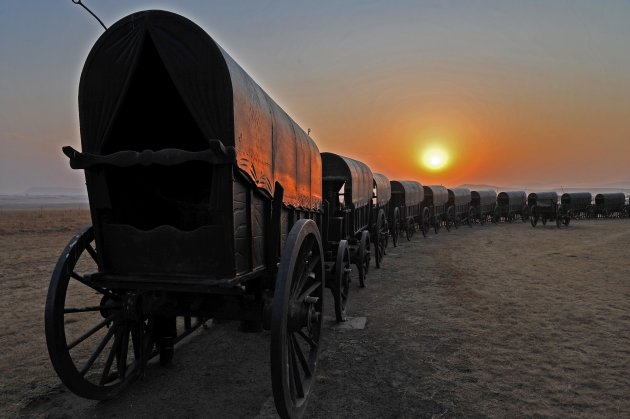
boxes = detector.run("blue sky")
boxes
[1,1,630,193]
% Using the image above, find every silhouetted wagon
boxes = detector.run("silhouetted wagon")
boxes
[423,185,449,233]
[446,188,473,228]
[372,173,391,268]
[321,152,373,311]
[390,180,425,240]
[48,11,325,418]
[528,192,565,227]
[493,191,528,223]
[589,192,626,218]
[471,189,497,224]
[560,192,592,219]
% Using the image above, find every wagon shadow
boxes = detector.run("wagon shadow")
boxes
[21,321,274,418]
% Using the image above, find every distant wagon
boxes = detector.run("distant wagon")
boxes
[560,192,592,220]
[589,192,626,218]
[471,189,497,225]
[372,173,391,267]
[528,192,566,227]
[321,152,373,305]
[493,191,528,223]
[423,185,449,233]
[48,10,328,419]
[390,180,424,240]
[446,188,473,228]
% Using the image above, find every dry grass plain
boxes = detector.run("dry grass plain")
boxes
[1,209,629,417]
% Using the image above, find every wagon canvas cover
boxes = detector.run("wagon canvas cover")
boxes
[78,10,321,210]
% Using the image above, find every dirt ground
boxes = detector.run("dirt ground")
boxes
[1,209,629,418]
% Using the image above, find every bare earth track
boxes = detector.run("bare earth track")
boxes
[1,209,628,417]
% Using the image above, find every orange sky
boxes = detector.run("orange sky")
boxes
[1,2,630,193]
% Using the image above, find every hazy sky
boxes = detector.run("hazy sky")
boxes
[1,1,629,194]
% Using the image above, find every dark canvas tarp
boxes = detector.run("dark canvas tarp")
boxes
[78,10,321,210]
[373,173,391,206]
[321,153,373,207]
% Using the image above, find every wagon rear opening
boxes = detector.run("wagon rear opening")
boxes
[102,35,220,232]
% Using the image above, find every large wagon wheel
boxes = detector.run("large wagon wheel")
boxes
[391,207,400,247]
[555,207,562,228]
[433,213,440,234]
[467,207,474,227]
[271,219,324,419]
[491,207,500,224]
[405,217,415,241]
[421,207,430,238]
[563,214,571,226]
[446,206,454,231]
[329,240,350,322]
[530,206,538,227]
[357,230,371,288]
[374,209,387,268]
[45,226,153,400]
[521,204,530,222]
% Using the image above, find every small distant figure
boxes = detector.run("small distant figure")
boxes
[307,128,311,136]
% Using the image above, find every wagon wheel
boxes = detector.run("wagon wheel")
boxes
[45,226,154,400]
[491,207,500,224]
[563,215,571,226]
[467,207,473,227]
[271,219,324,419]
[432,213,440,234]
[391,207,400,248]
[357,230,371,288]
[421,207,430,238]
[331,240,350,322]
[530,206,538,227]
[374,210,387,269]
[444,208,452,232]
[555,207,562,228]
[405,217,414,241]
[521,205,530,222]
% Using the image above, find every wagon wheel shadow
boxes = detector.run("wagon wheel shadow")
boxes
[22,321,275,417]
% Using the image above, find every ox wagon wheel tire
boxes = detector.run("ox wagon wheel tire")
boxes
[271,219,324,419]
[392,208,400,247]
[357,231,371,288]
[45,226,154,400]
[421,208,430,238]
[521,205,530,222]
[405,217,414,241]
[331,240,350,322]
[530,207,538,227]
[375,210,387,268]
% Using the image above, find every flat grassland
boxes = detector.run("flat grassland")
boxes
[1,209,628,417]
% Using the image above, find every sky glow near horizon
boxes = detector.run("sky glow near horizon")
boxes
[1,0,629,194]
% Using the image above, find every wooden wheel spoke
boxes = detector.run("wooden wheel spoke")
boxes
[80,321,119,377]
[288,335,305,398]
[297,330,318,349]
[67,313,119,350]
[100,326,123,385]
[292,244,320,296]
[85,242,98,263]
[291,334,311,377]
[70,271,119,300]
[297,280,321,303]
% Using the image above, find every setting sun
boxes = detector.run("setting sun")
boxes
[421,146,449,171]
